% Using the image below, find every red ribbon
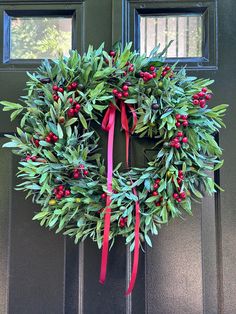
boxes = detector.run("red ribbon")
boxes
[100,103,116,284]
[100,100,140,295]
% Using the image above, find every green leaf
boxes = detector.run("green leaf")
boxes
[57,123,63,139]
[78,112,88,129]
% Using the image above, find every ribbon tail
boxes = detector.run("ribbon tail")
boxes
[125,187,140,295]
[121,101,130,167]
[99,106,116,285]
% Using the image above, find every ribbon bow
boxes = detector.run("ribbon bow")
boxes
[99,101,140,295]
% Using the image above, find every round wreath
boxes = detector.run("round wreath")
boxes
[1,43,227,293]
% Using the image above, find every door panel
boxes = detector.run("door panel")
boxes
[0,0,235,313]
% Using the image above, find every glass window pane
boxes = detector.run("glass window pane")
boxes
[10,17,72,59]
[140,14,203,58]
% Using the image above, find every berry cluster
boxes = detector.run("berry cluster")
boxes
[175,114,189,128]
[192,87,212,108]
[67,98,81,117]
[53,185,71,200]
[151,178,163,206]
[170,131,188,149]
[176,169,185,185]
[119,217,128,228]
[72,165,89,179]
[25,154,37,162]
[112,84,130,99]
[67,82,78,91]
[161,65,173,78]
[45,132,58,144]
[52,85,64,102]
[139,65,157,82]
[173,190,186,203]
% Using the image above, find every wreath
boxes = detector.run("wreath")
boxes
[1,42,227,294]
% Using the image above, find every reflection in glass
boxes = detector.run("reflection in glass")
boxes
[10,17,72,59]
[140,15,203,58]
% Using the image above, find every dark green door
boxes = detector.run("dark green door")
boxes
[0,0,235,313]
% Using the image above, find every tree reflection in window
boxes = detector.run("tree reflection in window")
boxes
[10,17,72,59]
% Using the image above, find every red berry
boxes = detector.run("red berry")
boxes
[34,139,39,147]
[181,115,188,120]
[31,156,37,162]
[175,142,181,149]
[122,85,129,91]
[128,66,134,72]
[52,85,58,91]
[202,87,208,93]
[182,121,189,127]
[49,132,54,137]
[177,198,182,203]
[56,194,62,200]
[69,97,73,104]
[175,114,181,120]
[180,192,186,199]
[205,94,212,100]
[58,185,64,191]
[178,170,183,175]
[79,164,85,169]
[123,91,129,97]
[67,85,72,91]
[155,179,161,184]
[173,137,179,142]
[177,131,183,137]
[67,108,75,117]
[152,72,157,78]
[152,191,158,196]
[64,190,71,197]
[73,173,79,179]
[193,99,199,105]
[53,95,59,101]
[83,170,89,176]
[71,82,78,89]
[117,92,123,99]
[153,183,159,189]
[193,94,199,100]
[150,65,155,71]
[199,99,206,106]
[175,122,181,127]
[112,89,118,95]
[109,50,116,57]
[173,193,179,199]
[162,71,167,77]
[101,193,106,199]
[139,72,144,77]
[182,137,188,143]
[170,141,176,147]
[52,135,58,142]
[45,136,51,143]
[156,202,161,207]
[58,87,64,93]
[198,91,205,98]
[58,190,64,197]
[123,71,127,76]
[165,66,170,71]
[177,178,182,184]
[75,104,81,111]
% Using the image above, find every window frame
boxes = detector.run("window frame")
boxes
[118,0,217,70]
[0,2,84,70]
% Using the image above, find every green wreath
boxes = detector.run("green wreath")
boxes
[1,43,227,292]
